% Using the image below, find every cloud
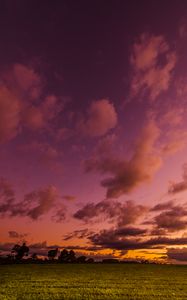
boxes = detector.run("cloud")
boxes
[74,199,147,226]
[63,229,94,241]
[23,106,45,130]
[23,185,59,220]
[51,207,66,223]
[0,180,64,221]
[55,127,74,141]
[149,201,187,232]
[160,108,184,127]
[74,197,187,251]
[78,99,117,137]
[89,230,187,250]
[168,164,187,194]
[0,86,21,143]
[154,206,187,232]
[130,34,177,101]
[161,128,187,156]
[0,63,63,142]
[157,105,187,156]
[3,63,42,99]
[167,248,187,262]
[150,228,167,236]
[161,137,187,155]
[95,227,147,240]
[23,95,62,131]
[8,231,28,239]
[151,200,174,211]
[114,227,147,236]
[92,133,117,158]
[85,118,161,198]
[175,76,187,99]
[179,18,187,39]
[63,195,76,201]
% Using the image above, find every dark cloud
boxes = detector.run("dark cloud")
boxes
[114,227,147,236]
[150,228,167,236]
[8,231,28,239]
[24,186,58,220]
[85,119,162,198]
[154,205,187,232]
[0,180,65,221]
[89,227,147,247]
[74,200,147,226]
[151,200,174,211]
[63,229,94,241]
[51,207,66,223]
[168,164,187,194]
[89,230,187,250]
[167,248,187,262]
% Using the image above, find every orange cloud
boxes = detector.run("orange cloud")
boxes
[130,34,177,101]
[168,164,187,194]
[0,64,63,142]
[78,99,117,137]
[85,118,161,198]
[0,86,21,142]
[4,63,42,99]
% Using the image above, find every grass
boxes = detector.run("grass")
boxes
[0,263,187,299]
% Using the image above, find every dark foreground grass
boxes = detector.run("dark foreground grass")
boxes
[0,263,187,300]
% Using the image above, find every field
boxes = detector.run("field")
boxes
[0,263,187,300]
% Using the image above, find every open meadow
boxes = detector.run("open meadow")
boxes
[0,263,187,300]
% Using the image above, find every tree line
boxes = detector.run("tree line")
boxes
[2,242,96,263]
[0,242,152,264]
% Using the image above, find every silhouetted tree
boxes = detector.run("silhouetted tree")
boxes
[11,243,29,260]
[48,248,58,260]
[58,249,76,263]
[102,258,119,263]
[87,258,94,263]
[68,250,76,262]
[76,255,86,263]
[59,249,69,262]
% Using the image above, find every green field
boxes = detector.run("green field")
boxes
[0,263,187,300]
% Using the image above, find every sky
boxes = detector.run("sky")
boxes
[0,0,187,263]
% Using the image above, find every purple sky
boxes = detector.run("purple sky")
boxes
[0,0,187,263]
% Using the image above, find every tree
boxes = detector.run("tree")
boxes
[58,249,76,263]
[68,250,76,262]
[11,243,29,260]
[48,248,58,260]
[59,249,69,262]
[76,255,86,263]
